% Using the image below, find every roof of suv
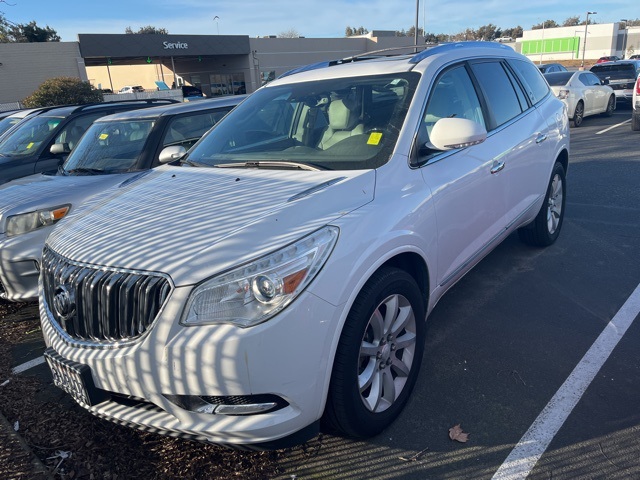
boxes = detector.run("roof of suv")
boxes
[274,42,521,84]
[37,99,179,118]
[94,95,247,122]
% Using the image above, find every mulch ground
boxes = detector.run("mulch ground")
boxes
[0,301,291,479]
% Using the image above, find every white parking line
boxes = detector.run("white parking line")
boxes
[492,282,640,480]
[11,356,45,375]
[596,119,631,135]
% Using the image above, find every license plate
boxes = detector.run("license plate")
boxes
[44,348,106,407]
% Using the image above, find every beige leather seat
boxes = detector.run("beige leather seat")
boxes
[318,98,364,149]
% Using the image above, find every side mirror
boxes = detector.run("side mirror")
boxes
[601,78,609,85]
[159,145,187,164]
[50,143,70,155]
[429,118,487,151]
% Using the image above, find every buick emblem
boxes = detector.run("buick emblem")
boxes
[52,285,76,321]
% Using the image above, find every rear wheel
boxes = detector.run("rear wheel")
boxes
[518,161,566,247]
[571,101,584,127]
[601,95,615,117]
[322,267,426,438]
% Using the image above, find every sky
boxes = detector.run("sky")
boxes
[0,0,634,41]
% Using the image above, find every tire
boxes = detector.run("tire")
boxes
[633,111,640,132]
[571,101,584,127]
[601,95,615,117]
[518,162,566,247]
[322,267,426,438]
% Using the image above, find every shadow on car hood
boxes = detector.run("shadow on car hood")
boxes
[46,165,375,285]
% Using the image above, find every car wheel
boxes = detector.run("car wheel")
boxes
[633,111,640,132]
[602,96,615,117]
[322,267,426,438]
[518,161,566,247]
[571,101,584,127]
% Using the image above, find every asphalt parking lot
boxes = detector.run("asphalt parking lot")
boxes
[1,103,639,479]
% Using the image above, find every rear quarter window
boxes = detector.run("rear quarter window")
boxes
[509,59,550,105]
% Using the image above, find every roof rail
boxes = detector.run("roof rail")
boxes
[66,98,179,114]
[278,44,434,79]
[409,41,511,64]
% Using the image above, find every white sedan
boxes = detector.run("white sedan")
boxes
[545,71,615,127]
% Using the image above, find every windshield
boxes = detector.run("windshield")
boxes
[187,72,419,170]
[0,116,62,157]
[0,115,25,137]
[62,119,155,174]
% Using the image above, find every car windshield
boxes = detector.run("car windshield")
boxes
[0,115,62,157]
[590,64,638,79]
[545,72,574,86]
[0,115,25,137]
[62,119,155,174]
[186,72,419,171]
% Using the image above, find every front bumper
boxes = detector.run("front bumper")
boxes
[40,284,342,447]
[0,228,50,301]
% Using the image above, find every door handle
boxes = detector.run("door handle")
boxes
[490,161,505,174]
[536,133,548,144]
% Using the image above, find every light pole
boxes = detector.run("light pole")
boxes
[214,16,220,35]
[414,0,420,47]
[539,20,545,65]
[581,11,597,69]
[621,19,629,58]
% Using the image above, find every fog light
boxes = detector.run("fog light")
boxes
[163,393,288,415]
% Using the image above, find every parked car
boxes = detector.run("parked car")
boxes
[0,106,65,139]
[39,42,568,449]
[596,55,621,64]
[538,63,568,73]
[545,70,615,127]
[0,99,178,185]
[590,60,640,103]
[0,96,243,302]
[118,86,145,94]
[629,54,640,60]
[633,72,640,131]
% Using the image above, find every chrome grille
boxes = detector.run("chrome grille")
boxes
[42,246,172,344]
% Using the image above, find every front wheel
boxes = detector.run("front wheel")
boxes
[518,161,566,247]
[322,267,426,438]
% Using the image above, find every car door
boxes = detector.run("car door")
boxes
[415,63,507,288]
[583,72,610,112]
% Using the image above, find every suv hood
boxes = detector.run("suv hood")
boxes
[46,165,375,286]
[0,172,135,235]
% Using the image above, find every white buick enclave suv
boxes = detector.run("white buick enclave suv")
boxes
[40,42,569,449]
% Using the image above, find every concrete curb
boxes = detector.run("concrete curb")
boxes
[0,408,52,479]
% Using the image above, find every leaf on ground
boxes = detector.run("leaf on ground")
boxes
[448,424,469,443]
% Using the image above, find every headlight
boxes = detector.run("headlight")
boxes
[181,225,339,328]
[5,205,70,237]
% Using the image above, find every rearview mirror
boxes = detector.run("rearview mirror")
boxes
[159,145,187,164]
[429,118,487,151]
[50,143,70,155]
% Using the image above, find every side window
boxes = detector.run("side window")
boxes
[509,59,550,105]
[417,64,484,158]
[577,74,589,86]
[470,61,523,128]
[53,113,104,151]
[162,108,232,149]
[585,73,602,86]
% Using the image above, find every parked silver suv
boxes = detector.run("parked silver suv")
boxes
[40,42,569,449]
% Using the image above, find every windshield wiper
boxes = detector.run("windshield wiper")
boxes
[66,167,106,175]
[216,160,324,171]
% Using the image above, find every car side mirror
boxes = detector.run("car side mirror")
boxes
[601,78,609,85]
[429,118,487,151]
[159,145,187,164]
[50,143,70,155]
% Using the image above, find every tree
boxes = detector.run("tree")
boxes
[22,77,103,107]
[476,23,500,41]
[277,28,301,38]
[0,19,60,42]
[125,25,168,34]
[502,26,524,39]
[562,16,581,27]
[345,26,368,36]
[532,20,559,30]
